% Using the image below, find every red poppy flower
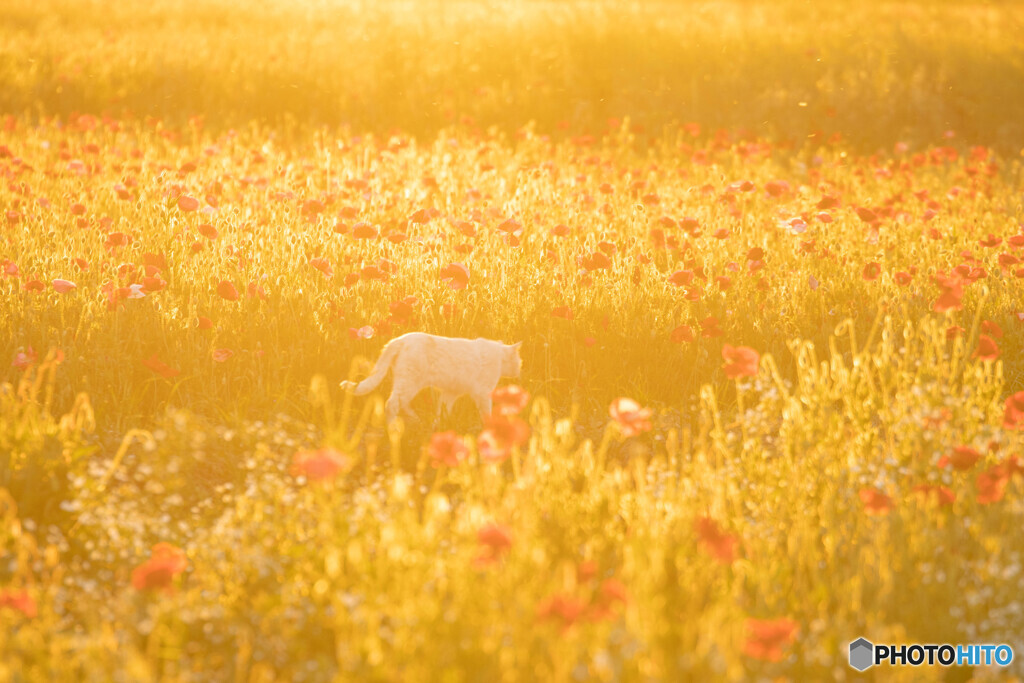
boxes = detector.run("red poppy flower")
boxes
[695,517,738,564]
[389,299,416,326]
[302,199,326,217]
[349,325,374,340]
[474,523,513,567]
[1004,391,1024,430]
[743,617,799,662]
[976,456,1022,504]
[478,415,530,462]
[981,320,1004,339]
[862,262,881,281]
[671,324,694,343]
[609,397,652,437]
[439,262,469,290]
[477,430,510,463]
[859,488,893,515]
[197,316,213,330]
[1000,253,1021,270]
[139,277,164,293]
[131,543,188,592]
[855,206,877,223]
[933,275,963,312]
[357,265,384,282]
[23,276,45,292]
[940,445,982,471]
[536,594,587,631]
[177,195,200,212]
[679,217,701,233]
[198,223,218,240]
[912,484,955,507]
[497,218,522,234]
[247,281,268,300]
[52,279,76,293]
[583,251,612,271]
[12,347,37,369]
[409,207,439,224]
[212,348,233,363]
[973,335,1000,361]
[309,257,333,278]
[351,222,378,239]
[492,385,530,416]
[428,431,470,468]
[700,316,722,338]
[722,344,760,379]
[477,523,512,553]
[142,354,180,379]
[551,306,574,320]
[977,469,1009,504]
[668,270,694,286]
[291,447,351,481]
[0,589,37,618]
[217,280,239,301]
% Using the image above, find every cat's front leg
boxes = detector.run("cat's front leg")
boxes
[472,394,492,420]
[439,392,459,418]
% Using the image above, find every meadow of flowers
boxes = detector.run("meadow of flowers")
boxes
[3,0,1024,681]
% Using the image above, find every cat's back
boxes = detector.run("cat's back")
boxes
[397,332,491,347]
[393,332,478,358]
[398,333,504,367]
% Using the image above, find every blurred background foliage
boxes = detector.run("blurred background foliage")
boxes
[1,0,1023,152]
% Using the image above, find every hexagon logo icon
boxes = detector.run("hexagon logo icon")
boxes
[849,638,874,671]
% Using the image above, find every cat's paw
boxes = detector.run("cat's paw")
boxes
[340,380,357,392]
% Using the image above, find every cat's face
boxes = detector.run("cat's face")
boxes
[502,342,522,377]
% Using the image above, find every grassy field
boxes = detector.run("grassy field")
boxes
[3,0,1024,151]
[3,0,1024,680]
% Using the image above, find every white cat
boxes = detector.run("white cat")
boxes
[341,332,523,422]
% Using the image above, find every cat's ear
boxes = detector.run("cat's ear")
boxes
[512,341,522,352]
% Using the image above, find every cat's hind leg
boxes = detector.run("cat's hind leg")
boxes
[385,393,401,424]
[429,392,459,430]
[387,381,421,425]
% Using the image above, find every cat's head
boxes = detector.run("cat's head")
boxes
[502,342,522,377]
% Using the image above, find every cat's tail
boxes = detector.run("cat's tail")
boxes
[340,338,402,396]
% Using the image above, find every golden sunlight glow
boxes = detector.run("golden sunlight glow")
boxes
[1,0,1023,680]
